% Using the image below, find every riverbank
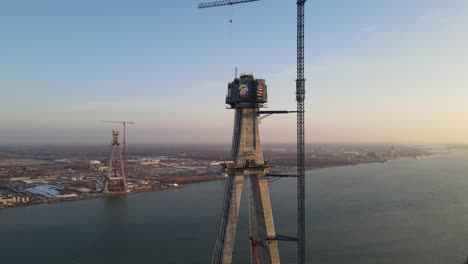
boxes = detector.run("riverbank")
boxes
[0,175,223,210]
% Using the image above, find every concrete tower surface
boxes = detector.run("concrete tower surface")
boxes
[104,129,128,192]
[212,74,279,264]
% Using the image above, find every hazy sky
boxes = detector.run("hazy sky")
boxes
[1,0,467,145]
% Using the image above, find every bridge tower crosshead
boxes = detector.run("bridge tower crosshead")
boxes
[104,129,128,192]
[212,74,280,264]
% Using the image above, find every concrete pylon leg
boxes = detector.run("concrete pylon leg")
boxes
[212,173,244,264]
[105,145,115,192]
[249,174,280,264]
[249,179,258,261]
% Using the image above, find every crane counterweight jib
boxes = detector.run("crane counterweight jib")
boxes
[198,0,260,9]
[102,120,136,124]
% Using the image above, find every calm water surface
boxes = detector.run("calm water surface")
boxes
[2,150,468,264]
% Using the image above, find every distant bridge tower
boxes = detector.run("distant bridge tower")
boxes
[212,73,279,264]
[104,129,128,192]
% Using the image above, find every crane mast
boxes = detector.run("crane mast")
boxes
[296,1,307,263]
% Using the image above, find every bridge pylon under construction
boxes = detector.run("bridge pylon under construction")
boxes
[104,129,128,192]
[212,73,280,264]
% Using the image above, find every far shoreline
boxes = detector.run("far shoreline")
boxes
[0,151,440,211]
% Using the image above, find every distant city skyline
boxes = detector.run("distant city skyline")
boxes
[1,0,467,145]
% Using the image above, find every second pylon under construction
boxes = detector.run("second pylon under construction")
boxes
[104,129,128,192]
[212,74,279,264]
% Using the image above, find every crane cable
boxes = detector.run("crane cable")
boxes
[227,4,235,41]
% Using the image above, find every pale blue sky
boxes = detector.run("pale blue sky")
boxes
[1,0,467,145]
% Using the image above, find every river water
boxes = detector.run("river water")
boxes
[1,150,468,264]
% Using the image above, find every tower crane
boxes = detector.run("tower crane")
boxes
[199,0,308,263]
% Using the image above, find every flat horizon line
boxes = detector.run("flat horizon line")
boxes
[0,141,464,148]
